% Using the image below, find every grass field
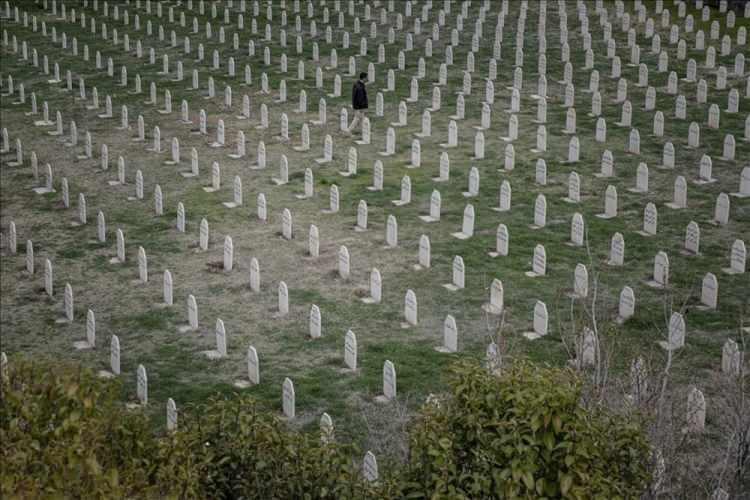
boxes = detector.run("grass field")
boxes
[1,0,748,466]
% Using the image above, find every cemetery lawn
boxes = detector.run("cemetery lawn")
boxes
[2,0,749,468]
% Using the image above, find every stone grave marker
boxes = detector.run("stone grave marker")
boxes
[522,301,549,340]
[159,268,173,306]
[177,294,199,334]
[309,305,322,339]
[338,246,350,280]
[282,378,295,419]
[443,256,465,291]
[482,279,504,315]
[648,251,670,288]
[572,264,589,299]
[596,185,618,219]
[379,360,397,401]
[392,176,411,206]
[233,346,260,388]
[617,286,636,323]
[73,309,96,350]
[281,208,292,239]
[526,244,547,278]
[344,330,357,371]
[711,193,730,226]
[249,258,261,293]
[166,399,178,431]
[570,213,585,247]
[531,194,547,228]
[698,272,718,310]
[308,225,320,258]
[639,203,658,236]
[137,246,148,283]
[415,235,431,270]
[363,451,378,482]
[223,236,234,272]
[419,190,441,223]
[685,387,705,433]
[403,289,418,327]
[323,185,340,214]
[223,176,243,208]
[721,339,741,376]
[731,167,750,198]
[436,315,458,353]
[385,215,398,248]
[666,176,687,209]
[463,167,479,197]
[203,319,228,359]
[136,365,148,406]
[362,268,382,304]
[563,172,580,203]
[452,204,475,239]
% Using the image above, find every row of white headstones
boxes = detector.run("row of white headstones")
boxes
[0,0,526,482]
[3,0,746,381]
[3,0,746,338]
[0,0,748,476]
[4,0,749,220]
[3,1,744,334]
[5,0,750,178]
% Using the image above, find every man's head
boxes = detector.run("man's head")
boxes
[359,72,368,82]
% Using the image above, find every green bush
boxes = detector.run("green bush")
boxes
[0,358,393,499]
[403,360,651,499]
[0,360,162,498]
[1,358,650,499]
[156,395,395,499]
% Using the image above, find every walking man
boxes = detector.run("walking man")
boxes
[345,72,368,135]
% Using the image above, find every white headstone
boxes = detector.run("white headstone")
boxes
[162,270,173,306]
[523,301,549,340]
[527,244,547,277]
[452,204,475,240]
[666,176,687,209]
[308,224,319,257]
[223,235,234,272]
[641,203,658,236]
[573,264,589,299]
[679,220,701,256]
[443,256,465,291]
[382,360,397,400]
[650,251,670,288]
[570,213,585,247]
[363,451,378,482]
[685,387,705,432]
[532,194,547,228]
[282,378,295,418]
[699,272,718,310]
[135,364,148,406]
[712,193,730,225]
[437,315,458,353]
[385,215,398,248]
[281,208,292,239]
[618,286,636,322]
[417,235,431,269]
[721,339,741,376]
[404,289,418,326]
[137,246,148,283]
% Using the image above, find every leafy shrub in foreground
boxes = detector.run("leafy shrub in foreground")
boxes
[0,358,392,499]
[0,360,161,498]
[404,360,651,499]
[1,357,650,499]
[157,394,394,499]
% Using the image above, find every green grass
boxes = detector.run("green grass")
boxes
[1,0,749,461]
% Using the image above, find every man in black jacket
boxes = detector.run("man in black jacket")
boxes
[345,72,368,135]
